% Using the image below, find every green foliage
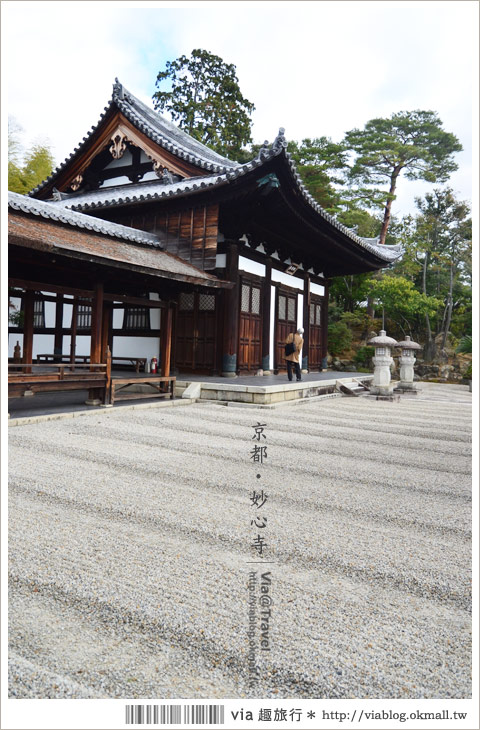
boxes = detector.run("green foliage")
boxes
[152,49,255,160]
[369,275,441,335]
[456,336,472,354]
[287,137,348,211]
[344,110,462,243]
[327,320,353,356]
[329,272,375,313]
[8,117,54,194]
[353,346,375,367]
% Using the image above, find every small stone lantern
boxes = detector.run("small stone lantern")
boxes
[395,335,422,391]
[368,330,398,396]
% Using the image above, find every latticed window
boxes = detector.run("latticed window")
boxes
[179,292,194,311]
[251,287,261,315]
[287,297,296,322]
[124,307,150,330]
[241,284,250,313]
[33,300,45,328]
[310,302,322,326]
[77,302,92,329]
[278,295,286,320]
[199,294,215,311]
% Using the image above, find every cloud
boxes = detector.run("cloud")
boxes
[2,0,476,216]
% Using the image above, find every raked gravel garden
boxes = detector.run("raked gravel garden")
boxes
[8,383,472,699]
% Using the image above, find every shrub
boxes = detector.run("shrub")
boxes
[354,346,375,367]
[328,321,353,356]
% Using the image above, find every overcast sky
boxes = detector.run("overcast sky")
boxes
[2,0,478,219]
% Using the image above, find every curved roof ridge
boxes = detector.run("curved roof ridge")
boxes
[113,79,240,172]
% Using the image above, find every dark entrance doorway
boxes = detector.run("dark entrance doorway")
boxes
[238,276,262,373]
[275,286,298,372]
[174,292,216,373]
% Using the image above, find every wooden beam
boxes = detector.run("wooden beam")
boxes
[9,278,94,299]
[104,293,166,308]
[22,290,35,373]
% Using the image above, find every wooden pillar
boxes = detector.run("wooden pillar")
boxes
[87,282,103,405]
[302,274,310,373]
[54,294,64,360]
[321,280,329,370]
[221,242,239,377]
[70,300,78,371]
[101,301,113,364]
[160,304,173,378]
[22,289,35,373]
[89,282,104,367]
[261,258,272,374]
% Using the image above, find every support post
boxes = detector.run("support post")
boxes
[70,300,78,371]
[54,294,64,361]
[101,301,113,364]
[86,282,103,405]
[321,280,329,370]
[261,258,272,374]
[302,274,310,373]
[221,242,239,377]
[22,290,35,373]
[160,304,173,378]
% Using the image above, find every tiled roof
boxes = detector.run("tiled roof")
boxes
[9,192,228,286]
[27,79,402,266]
[113,81,239,171]
[29,80,239,197]
[8,192,163,248]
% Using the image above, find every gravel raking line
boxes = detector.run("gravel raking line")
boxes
[8,384,472,699]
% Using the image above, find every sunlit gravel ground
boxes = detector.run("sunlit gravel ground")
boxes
[8,383,472,699]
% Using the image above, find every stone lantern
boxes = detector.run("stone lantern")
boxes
[395,335,421,392]
[367,330,398,396]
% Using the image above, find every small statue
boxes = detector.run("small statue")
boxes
[271,127,287,153]
[13,341,21,362]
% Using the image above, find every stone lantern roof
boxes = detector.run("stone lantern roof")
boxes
[395,335,422,350]
[368,330,398,348]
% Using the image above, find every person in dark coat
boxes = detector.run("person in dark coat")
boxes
[285,327,304,382]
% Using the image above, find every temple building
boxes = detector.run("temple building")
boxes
[9,79,401,382]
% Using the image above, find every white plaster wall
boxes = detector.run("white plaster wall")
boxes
[239,256,265,277]
[271,269,304,291]
[112,337,161,360]
[311,282,325,296]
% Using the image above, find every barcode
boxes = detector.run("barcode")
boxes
[125,705,225,725]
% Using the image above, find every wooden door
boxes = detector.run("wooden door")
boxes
[309,296,323,370]
[175,292,216,373]
[238,278,262,372]
[275,288,297,371]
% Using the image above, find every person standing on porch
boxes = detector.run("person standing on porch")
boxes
[285,327,304,382]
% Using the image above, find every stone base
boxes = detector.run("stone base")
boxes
[394,385,419,395]
[262,370,271,376]
[370,384,395,396]
[23,390,35,397]
[221,372,237,378]
[85,398,102,406]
